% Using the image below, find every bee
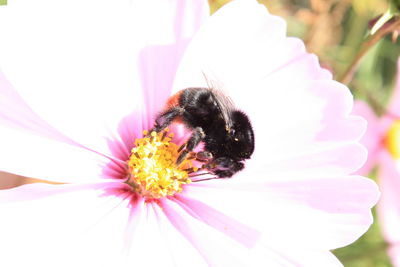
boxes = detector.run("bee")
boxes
[151,87,254,178]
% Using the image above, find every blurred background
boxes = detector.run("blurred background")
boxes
[210,0,397,266]
[0,0,398,266]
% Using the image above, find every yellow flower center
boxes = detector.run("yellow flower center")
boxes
[385,120,400,159]
[126,129,195,199]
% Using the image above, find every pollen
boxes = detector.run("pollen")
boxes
[126,129,194,199]
[384,120,400,159]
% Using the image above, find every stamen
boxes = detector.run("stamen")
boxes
[161,131,168,141]
[178,143,185,153]
[126,129,193,199]
[385,120,400,159]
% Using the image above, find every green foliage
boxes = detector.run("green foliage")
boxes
[0,0,6,6]
[393,0,400,8]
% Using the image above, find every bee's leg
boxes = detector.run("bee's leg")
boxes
[150,107,185,134]
[195,151,213,162]
[185,151,212,162]
[176,127,205,165]
[205,157,244,178]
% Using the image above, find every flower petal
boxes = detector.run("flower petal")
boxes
[122,201,180,266]
[184,175,379,250]
[352,100,384,175]
[0,71,77,145]
[172,193,261,248]
[0,0,145,156]
[377,151,400,245]
[273,250,343,267]
[0,182,136,266]
[0,0,207,158]
[137,0,209,125]
[0,124,125,183]
[125,201,209,266]
[239,79,364,177]
[160,197,344,266]
[388,243,400,267]
[0,68,131,182]
[160,197,299,266]
[244,143,367,180]
[174,0,331,92]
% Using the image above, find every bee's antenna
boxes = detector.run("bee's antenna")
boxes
[201,71,213,90]
[190,171,226,182]
[188,171,211,178]
[191,176,225,182]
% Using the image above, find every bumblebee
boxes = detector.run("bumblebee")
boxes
[152,87,254,178]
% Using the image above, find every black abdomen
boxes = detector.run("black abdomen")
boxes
[179,88,225,130]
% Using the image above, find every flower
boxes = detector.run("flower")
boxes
[0,0,379,266]
[353,59,400,266]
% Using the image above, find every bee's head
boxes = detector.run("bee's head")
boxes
[228,110,254,160]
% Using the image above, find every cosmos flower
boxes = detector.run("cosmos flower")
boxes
[0,0,379,266]
[353,60,400,267]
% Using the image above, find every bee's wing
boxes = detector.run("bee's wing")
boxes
[202,72,235,129]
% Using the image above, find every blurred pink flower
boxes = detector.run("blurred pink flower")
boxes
[353,60,400,266]
[0,0,379,266]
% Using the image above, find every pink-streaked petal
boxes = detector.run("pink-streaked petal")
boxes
[352,100,384,174]
[0,125,125,183]
[0,71,77,146]
[184,175,379,250]
[137,0,209,126]
[376,151,400,245]
[159,198,301,266]
[0,181,120,202]
[0,69,137,165]
[0,182,347,267]
[160,198,344,266]
[123,202,179,266]
[0,182,137,266]
[0,0,188,159]
[388,59,400,117]
[125,201,208,266]
[172,193,261,248]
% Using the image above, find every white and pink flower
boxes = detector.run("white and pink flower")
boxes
[0,0,379,266]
